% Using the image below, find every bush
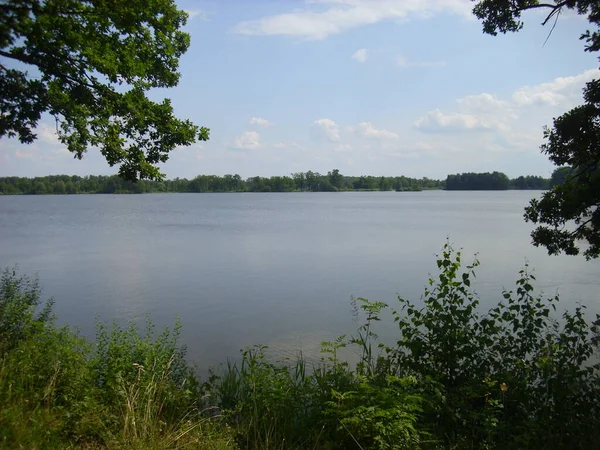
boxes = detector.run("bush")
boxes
[209,243,600,449]
[1,244,599,449]
[390,243,600,449]
[0,268,236,449]
[0,267,53,353]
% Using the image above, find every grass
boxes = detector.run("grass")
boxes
[1,244,599,449]
[0,267,237,449]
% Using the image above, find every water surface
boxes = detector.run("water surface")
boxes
[1,191,598,368]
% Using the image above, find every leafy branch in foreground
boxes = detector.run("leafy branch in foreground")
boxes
[0,0,209,180]
[472,0,600,258]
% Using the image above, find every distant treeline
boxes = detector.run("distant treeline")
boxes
[446,172,550,190]
[0,170,442,194]
[0,169,554,195]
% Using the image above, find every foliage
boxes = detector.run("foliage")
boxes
[472,0,600,258]
[510,175,550,190]
[524,83,600,258]
[0,0,209,181]
[0,269,236,449]
[208,302,425,450]
[208,346,323,449]
[446,172,549,190]
[2,244,599,448]
[0,170,552,195]
[446,171,511,190]
[550,166,573,188]
[0,266,53,353]
[0,171,445,194]
[208,244,600,449]
[390,243,600,448]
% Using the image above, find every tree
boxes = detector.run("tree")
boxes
[0,0,209,181]
[473,0,600,259]
[328,169,344,189]
[446,171,510,190]
[550,166,572,188]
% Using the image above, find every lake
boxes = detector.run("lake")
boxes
[0,191,598,369]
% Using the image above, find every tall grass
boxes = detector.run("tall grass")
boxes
[0,267,236,449]
[1,242,599,449]
[207,244,600,450]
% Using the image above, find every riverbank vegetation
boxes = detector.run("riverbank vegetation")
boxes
[1,243,598,449]
[0,170,552,194]
[445,172,550,190]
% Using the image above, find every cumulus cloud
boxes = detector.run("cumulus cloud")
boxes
[456,93,510,113]
[352,48,368,63]
[233,131,262,150]
[414,109,494,133]
[311,118,340,142]
[511,69,597,108]
[414,68,599,134]
[352,122,399,140]
[233,0,472,40]
[249,117,272,126]
[397,56,446,68]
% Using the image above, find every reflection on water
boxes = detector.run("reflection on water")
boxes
[0,191,598,368]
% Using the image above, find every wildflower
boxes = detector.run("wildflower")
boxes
[500,383,508,393]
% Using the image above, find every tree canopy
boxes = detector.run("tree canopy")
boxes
[446,172,511,190]
[0,0,209,181]
[473,0,600,259]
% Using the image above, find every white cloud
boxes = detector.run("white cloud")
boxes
[185,10,209,21]
[414,109,494,133]
[334,144,353,152]
[353,122,399,140]
[352,48,368,63]
[234,0,473,40]
[233,131,262,150]
[311,118,340,142]
[15,149,34,158]
[414,68,599,134]
[249,117,272,126]
[511,69,597,108]
[273,141,301,150]
[456,93,510,113]
[397,56,446,68]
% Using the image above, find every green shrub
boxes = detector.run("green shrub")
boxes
[0,267,53,354]
[208,301,425,450]
[0,268,235,449]
[390,243,600,449]
[2,244,599,449]
[208,345,323,449]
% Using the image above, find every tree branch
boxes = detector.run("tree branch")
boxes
[543,7,561,46]
[568,214,596,239]
[0,49,100,91]
[0,49,38,67]
[0,3,87,18]
[512,1,570,26]
[517,2,567,10]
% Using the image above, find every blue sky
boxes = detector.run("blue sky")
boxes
[1,0,598,179]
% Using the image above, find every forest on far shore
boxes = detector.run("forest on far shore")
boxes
[0,169,562,195]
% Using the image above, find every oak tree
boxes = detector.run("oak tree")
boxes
[0,0,209,180]
[473,0,600,259]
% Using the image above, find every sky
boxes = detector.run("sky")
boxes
[1,0,599,180]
